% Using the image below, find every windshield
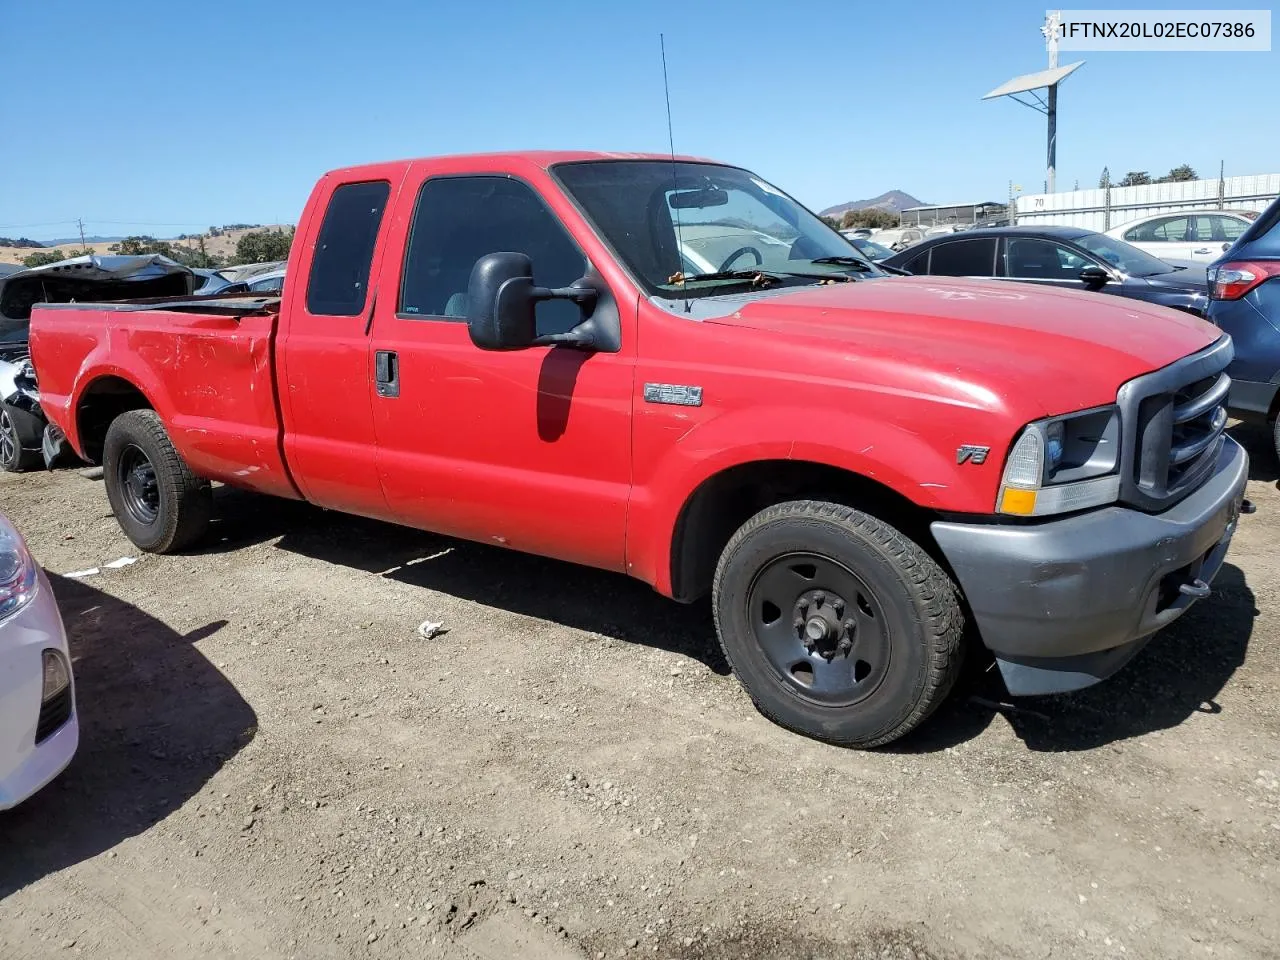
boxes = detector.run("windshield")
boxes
[553,160,881,297]
[1074,232,1171,277]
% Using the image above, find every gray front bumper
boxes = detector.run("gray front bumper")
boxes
[931,437,1249,695]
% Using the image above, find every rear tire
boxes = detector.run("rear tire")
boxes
[103,410,212,553]
[712,500,964,748]
[0,403,43,472]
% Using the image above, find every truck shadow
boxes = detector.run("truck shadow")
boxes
[201,489,1256,753]
[896,562,1257,753]
[0,575,256,901]
[201,488,730,675]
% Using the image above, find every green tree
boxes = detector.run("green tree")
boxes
[820,215,841,230]
[840,207,900,230]
[1159,164,1198,183]
[1098,167,1111,189]
[233,227,294,265]
[20,249,66,268]
[1118,171,1152,187]
[111,235,174,256]
[106,235,227,268]
[185,236,226,269]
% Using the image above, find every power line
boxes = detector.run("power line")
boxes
[0,220,80,229]
[0,219,246,230]
[90,219,218,226]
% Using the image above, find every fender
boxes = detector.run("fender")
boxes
[63,353,174,459]
[626,404,1013,595]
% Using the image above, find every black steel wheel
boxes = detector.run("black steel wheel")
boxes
[116,443,161,525]
[746,552,892,707]
[102,410,212,553]
[713,500,964,748]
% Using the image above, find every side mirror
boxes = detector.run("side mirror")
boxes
[465,252,598,351]
[1078,265,1111,287]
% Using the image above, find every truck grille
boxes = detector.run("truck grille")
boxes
[1117,336,1233,511]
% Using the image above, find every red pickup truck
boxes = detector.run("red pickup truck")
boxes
[30,152,1249,747]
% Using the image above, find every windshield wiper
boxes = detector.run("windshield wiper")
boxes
[810,255,910,277]
[810,255,878,271]
[669,269,784,286]
[667,268,860,292]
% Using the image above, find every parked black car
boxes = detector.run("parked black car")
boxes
[1206,196,1280,454]
[882,225,1210,316]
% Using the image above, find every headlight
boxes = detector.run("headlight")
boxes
[0,515,39,621]
[997,406,1122,517]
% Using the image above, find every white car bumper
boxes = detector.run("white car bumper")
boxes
[0,568,78,811]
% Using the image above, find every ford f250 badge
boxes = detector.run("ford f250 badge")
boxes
[956,445,990,465]
[644,383,703,407]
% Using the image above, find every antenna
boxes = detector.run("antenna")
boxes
[659,33,690,311]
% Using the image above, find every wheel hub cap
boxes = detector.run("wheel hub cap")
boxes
[117,444,160,525]
[747,553,892,707]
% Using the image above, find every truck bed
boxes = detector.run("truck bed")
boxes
[29,299,301,501]
[34,294,281,316]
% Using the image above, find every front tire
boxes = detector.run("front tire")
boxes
[103,410,212,553]
[712,501,963,748]
[0,403,43,472]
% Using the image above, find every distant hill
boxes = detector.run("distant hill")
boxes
[0,224,290,266]
[820,190,925,218]
[0,237,45,249]
[43,235,123,246]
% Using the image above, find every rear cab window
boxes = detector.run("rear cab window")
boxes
[306,180,391,316]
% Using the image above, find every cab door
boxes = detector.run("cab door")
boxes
[366,165,635,572]
[275,169,404,519]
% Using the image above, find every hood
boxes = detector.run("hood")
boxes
[0,254,195,323]
[708,276,1221,418]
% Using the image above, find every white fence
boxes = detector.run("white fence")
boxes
[1014,174,1280,232]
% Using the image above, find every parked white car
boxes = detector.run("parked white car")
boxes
[1105,211,1255,263]
[0,512,77,810]
[872,227,927,251]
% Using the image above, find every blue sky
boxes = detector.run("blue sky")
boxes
[3,0,1277,241]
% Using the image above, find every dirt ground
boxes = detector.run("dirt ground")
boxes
[1,426,1277,960]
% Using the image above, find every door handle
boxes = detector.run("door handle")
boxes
[375,350,399,398]
[1193,248,1211,255]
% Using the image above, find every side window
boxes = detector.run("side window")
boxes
[928,239,995,276]
[249,275,284,293]
[399,176,588,336]
[1005,238,1081,280]
[1126,217,1184,243]
[900,249,930,274]
[306,180,390,316]
[1146,217,1190,242]
[1212,216,1247,242]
